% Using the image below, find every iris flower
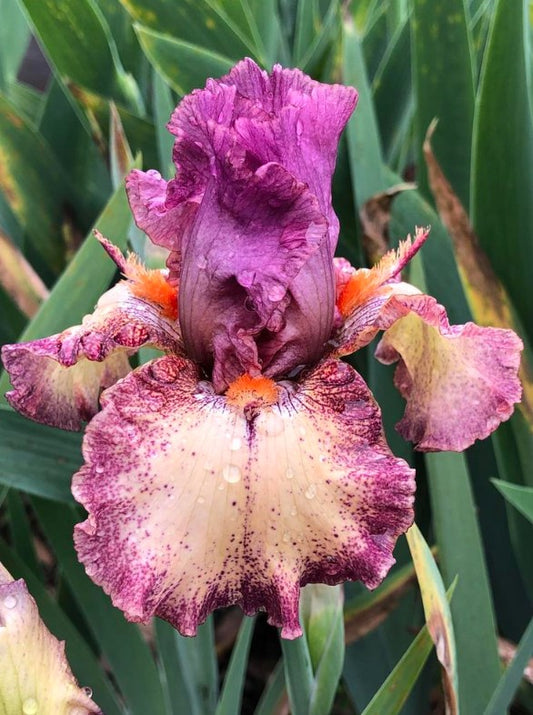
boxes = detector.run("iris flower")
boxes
[1,60,522,639]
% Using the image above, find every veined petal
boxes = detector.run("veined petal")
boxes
[0,563,101,714]
[2,278,182,430]
[73,356,414,639]
[179,163,330,390]
[333,231,522,450]
[374,293,523,451]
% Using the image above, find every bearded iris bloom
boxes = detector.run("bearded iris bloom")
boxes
[1,59,522,639]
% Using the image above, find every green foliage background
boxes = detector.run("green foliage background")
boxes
[0,0,532,713]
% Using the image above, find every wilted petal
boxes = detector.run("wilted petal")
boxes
[73,356,414,639]
[2,278,181,430]
[0,563,101,714]
[374,294,523,451]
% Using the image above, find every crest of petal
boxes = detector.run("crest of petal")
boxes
[72,356,414,639]
[1,279,182,430]
[374,294,523,451]
[0,563,101,714]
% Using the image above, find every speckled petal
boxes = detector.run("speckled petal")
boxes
[1,281,182,430]
[0,563,101,714]
[72,356,414,639]
[374,293,523,451]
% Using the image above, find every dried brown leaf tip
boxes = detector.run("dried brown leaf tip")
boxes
[424,119,533,428]
[359,183,416,265]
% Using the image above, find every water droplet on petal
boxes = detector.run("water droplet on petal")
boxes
[282,531,291,543]
[290,507,298,516]
[299,426,306,437]
[82,687,93,698]
[95,465,104,474]
[257,412,284,437]
[3,595,17,609]
[296,119,304,137]
[197,496,206,504]
[196,255,207,269]
[285,467,295,480]
[267,284,286,302]
[230,437,242,451]
[305,484,317,500]
[22,698,38,715]
[222,464,241,484]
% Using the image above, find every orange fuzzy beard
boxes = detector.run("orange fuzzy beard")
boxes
[226,374,280,408]
[124,254,178,321]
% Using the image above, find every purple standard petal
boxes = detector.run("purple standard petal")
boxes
[127,59,357,390]
[1,247,182,429]
[179,163,331,390]
[73,356,414,639]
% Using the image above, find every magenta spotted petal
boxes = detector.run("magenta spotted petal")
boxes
[1,278,182,430]
[374,294,523,450]
[334,234,523,451]
[72,356,414,638]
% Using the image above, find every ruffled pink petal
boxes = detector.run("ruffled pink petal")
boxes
[126,169,199,254]
[1,281,182,430]
[73,356,414,639]
[374,293,523,451]
[0,563,101,714]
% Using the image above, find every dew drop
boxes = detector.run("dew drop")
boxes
[296,119,304,137]
[258,412,284,437]
[230,437,242,451]
[82,687,93,698]
[299,426,306,437]
[218,482,225,491]
[3,594,17,609]
[196,255,207,269]
[22,698,38,715]
[290,507,298,516]
[304,484,317,500]
[267,284,286,302]
[282,531,291,543]
[285,467,295,480]
[197,496,206,504]
[222,464,241,484]
[95,465,104,474]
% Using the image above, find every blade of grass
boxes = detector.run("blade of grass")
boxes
[154,618,203,715]
[426,451,501,713]
[153,70,174,178]
[17,0,142,110]
[280,633,314,715]
[0,93,68,277]
[406,523,458,713]
[119,0,256,59]
[0,406,80,502]
[254,660,286,715]
[362,582,456,715]
[135,25,234,96]
[484,617,533,715]
[492,479,533,524]
[412,0,474,207]
[215,616,256,715]
[471,0,533,343]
